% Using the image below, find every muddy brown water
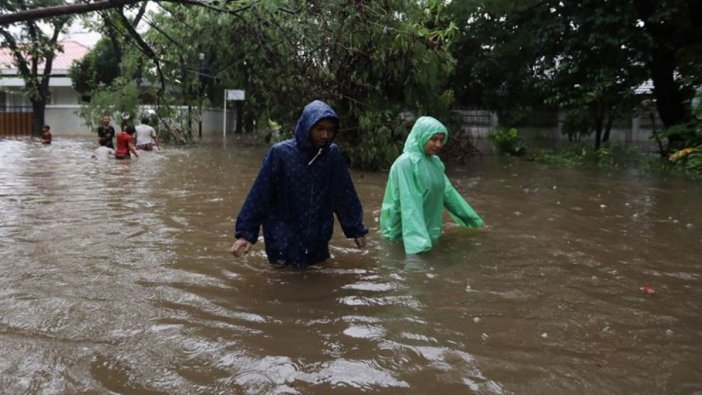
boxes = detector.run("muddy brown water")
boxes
[1,137,700,394]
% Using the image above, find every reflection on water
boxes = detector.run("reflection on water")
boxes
[1,137,700,394]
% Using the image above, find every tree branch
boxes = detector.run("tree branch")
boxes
[0,0,250,25]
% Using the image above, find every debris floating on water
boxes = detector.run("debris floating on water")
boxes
[639,285,656,295]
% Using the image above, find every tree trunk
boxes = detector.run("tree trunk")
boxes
[602,114,614,143]
[593,110,604,150]
[31,100,46,137]
[30,79,51,137]
[650,111,667,158]
[632,0,691,131]
[235,101,243,134]
[649,44,689,129]
[594,127,602,150]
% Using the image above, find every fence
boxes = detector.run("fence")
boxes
[0,106,33,136]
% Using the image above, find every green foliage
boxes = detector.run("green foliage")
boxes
[488,127,525,155]
[138,0,457,168]
[662,87,702,177]
[149,100,195,145]
[74,79,138,131]
[670,149,702,175]
[75,80,194,144]
[654,124,700,150]
[341,110,407,170]
[561,109,592,142]
[529,77,702,179]
[0,0,73,136]
[445,0,700,150]
[534,143,643,169]
[69,38,122,94]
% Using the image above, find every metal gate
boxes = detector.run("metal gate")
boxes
[0,106,33,136]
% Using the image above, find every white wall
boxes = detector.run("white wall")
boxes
[45,105,90,135]
[50,87,80,105]
[45,105,229,137]
[2,86,79,107]
[4,90,30,107]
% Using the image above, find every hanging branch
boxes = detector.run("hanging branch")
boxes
[0,0,252,25]
[112,8,168,104]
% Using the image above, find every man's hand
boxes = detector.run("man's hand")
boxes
[354,236,367,249]
[230,238,252,257]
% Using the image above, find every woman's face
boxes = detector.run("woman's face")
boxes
[424,133,445,156]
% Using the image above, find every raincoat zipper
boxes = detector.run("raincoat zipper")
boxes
[305,148,322,255]
[308,148,323,165]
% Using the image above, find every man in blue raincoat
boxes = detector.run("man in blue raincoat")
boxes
[230,100,368,267]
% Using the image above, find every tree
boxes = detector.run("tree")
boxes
[69,37,122,94]
[0,0,242,25]
[632,0,702,129]
[140,0,457,168]
[447,0,549,121]
[448,0,699,151]
[532,0,648,149]
[0,0,73,137]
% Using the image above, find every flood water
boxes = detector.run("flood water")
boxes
[1,137,700,394]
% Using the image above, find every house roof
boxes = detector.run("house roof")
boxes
[0,40,91,73]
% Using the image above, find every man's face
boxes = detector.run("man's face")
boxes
[102,116,110,126]
[310,119,336,148]
[423,133,445,156]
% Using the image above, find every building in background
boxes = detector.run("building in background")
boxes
[0,40,92,136]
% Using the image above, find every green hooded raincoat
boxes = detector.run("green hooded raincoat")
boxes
[380,116,484,254]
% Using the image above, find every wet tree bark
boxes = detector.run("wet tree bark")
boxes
[632,0,696,130]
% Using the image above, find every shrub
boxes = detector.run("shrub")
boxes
[488,127,525,155]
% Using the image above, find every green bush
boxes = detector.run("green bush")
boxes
[661,85,702,177]
[338,110,406,170]
[488,127,525,155]
[75,79,138,131]
[533,143,642,169]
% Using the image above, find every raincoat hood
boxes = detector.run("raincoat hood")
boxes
[294,100,340,153]
[403,116,449,157]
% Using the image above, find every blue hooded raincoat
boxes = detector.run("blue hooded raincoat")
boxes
[235,100,368,267]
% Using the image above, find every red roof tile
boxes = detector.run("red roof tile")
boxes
[0,40,91,72]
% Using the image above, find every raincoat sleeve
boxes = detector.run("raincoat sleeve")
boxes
[235,148,277,243]
[443,175,484,228]
[394,160,433,254]
[333,152,368,239]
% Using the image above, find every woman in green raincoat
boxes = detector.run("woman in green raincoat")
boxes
[380,116,484,254]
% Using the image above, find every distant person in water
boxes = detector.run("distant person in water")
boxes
[121,113,137,137]
[114,122,139,160]
[41,125,52,144]
[230,100,368,267]
[380,116,484,255]
[92,138,115,160]
[96,115,115,149]
[134,117,160,151]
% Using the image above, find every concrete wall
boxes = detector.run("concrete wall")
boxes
[2,86,78,107]
[45,105,86,135]
[23,102,665,147]
[202,107,237,137]
[46,105,230,138]
[50,87,81,105]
